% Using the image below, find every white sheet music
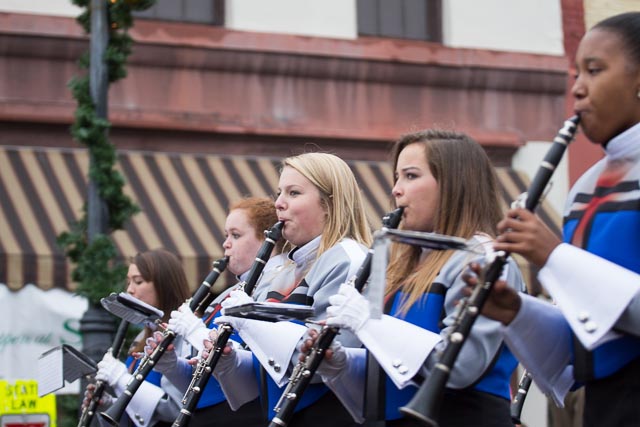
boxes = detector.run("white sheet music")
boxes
[37,346,64,396]
[101,292,163,324]
[116,292,163,318]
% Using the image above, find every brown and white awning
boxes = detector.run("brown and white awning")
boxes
[0,145,559,295]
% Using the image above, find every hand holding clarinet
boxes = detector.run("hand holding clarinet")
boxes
[297,285,366,375]
[78,319,130,427]
[267,208,404,427]
[462,197,567,425]
[461,262,522,326]
[171,221,283,427]
[98,256,229,427]
[460,137,573,324]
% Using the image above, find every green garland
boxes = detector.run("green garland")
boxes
[59,0,155,304]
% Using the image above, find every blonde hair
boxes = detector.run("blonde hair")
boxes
[282,152,372,256]
[386,130,502,314]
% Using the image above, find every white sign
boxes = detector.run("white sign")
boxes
[0,284,87,392]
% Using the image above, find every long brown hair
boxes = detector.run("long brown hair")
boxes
[129,249,190,354]
[385,130,502,313]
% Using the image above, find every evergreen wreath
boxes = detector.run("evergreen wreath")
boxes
[59,0,155,304]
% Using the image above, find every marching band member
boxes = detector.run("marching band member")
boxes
[84,249,190,427]
[209,152,372,426]
[149,197,284,427]
[307,130,526,426]
[467,12,640,427]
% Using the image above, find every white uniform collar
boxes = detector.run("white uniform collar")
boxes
[288,235,321,264]
[605,122,640,160]
[237,269,250,283]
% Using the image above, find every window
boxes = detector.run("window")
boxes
[134,0,224,25]
[357,0,441,42]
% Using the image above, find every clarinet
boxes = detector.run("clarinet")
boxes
[78,319,130,427]
[172,221,284,427]
[99,257,229,426]
[269,208,404,427]
[399,115,580,427]
[510,369,532,425]
[193,257,229,317]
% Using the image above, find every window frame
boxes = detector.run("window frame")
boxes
[357,0,442,43]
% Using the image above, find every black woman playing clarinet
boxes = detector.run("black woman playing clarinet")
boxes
[307,130,526,426]
[464,12,640,427]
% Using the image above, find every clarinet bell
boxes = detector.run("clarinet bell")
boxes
[99,396,127,427]
[399,367,449,427]
[399,394,440,427]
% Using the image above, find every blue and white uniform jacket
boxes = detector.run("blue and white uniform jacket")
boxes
[157,255,287,411]
[503,122,640,405]
[213,236,367,419]
[322,234,525,421]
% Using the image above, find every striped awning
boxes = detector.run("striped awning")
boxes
[0,146,559,294]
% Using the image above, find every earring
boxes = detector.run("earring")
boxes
[637,89,640,99]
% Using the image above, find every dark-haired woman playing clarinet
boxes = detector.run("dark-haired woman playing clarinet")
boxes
[86,249,191,427]
[311,130,526,426]
[466,11,640,427]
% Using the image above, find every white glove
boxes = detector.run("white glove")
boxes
[216,288,251,333]
[95,351,129,387]
[325,283,371,333]
[214,315,246,332]
[220,289,253,312]
[144,331,177,374]
[168,303,210,351]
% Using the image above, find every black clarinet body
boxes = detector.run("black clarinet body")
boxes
[78,319,130,427]
[510,369,532,425]
[172,221,284,427]
[193,257,229,317]
[399,116,580,427]
[268,208,404,427]
[99,256,229,426]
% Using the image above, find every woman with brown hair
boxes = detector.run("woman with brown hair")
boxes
[314,130,526,426]
[88,248,191,427]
